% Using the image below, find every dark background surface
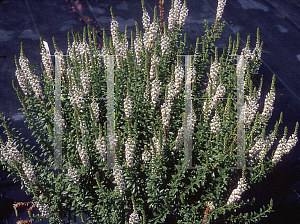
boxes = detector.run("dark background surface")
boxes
[0,0,300,223]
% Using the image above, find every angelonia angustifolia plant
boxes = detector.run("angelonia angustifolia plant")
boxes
[0,0,298,223]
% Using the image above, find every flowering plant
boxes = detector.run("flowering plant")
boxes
[0,0,298,223]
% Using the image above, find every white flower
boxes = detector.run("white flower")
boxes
[19,54,44,101]
[161,98,173,129]
[150,55,160,81]
[216,0,227,24]
[142,10,150,31]
[68,69,85,112]
[134,37,143,66]
[91,100,100,122]
[111,18,127,68]
[35,195,50,218]
[248,137,266,166]
[174,126,184,150]
[168,8,176,30]
[79,118,89,137]
[150,77,162,109]
[22,162,38,185]
[203,84,226,118]
[174,64,184,95]
[80,69,90,95]
[125,136,135,167]
[152,136,166,155]
[272,133,298,164]
[244,86,261,126]
[173,0,182,24]
[67,167,80,184]
[128,210,139,224]
[15,67,29,96]
[249,133,276,166]
[101,45,111,69]
[142,150,151,163]
[178,2,188,27]
[124,94,133,118]
[113,164,125,194]
[210,112,221,133]
[144,21,158,50]
[261,90,275,121]
[0,139,22,168]
[206,61,220,97]
[227,177,247,205]
[77,140,90,168]
[184,108,197,139]
[41,41,54,82]
[161,35,170,55]
[96,136,106,162]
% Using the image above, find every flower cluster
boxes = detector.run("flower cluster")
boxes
[128,210,139,224]
[67,41,80,62]
[41,41,54,83]
[150,55,160,81]
[216,0,227,24]
[261,90,275,122]
[15,66,28,96]
[210,112,221,133]
[91,100,99,122]
[184,108,197,139]
[168,0,188,30]
[189,66,196,85]
[124,94,133,118]
[161,75,180,129]
[174,64,185,95]
[161,98,173,129]
[107,133,118,150]
[54,113,66,132]
[18,53,45,101]
[79,117,89,137]
[227,177,247,205]
[178,1,188,27]
[68,68,85,112]
[143,19,159,50]
[134,36,143,66]
[22,162,38,185]
[152,136,166,155]
[0,139,22,168]
[78,42,91,61]
[244,86,261,126]
[96,136,106,162]
[249,43,262,73]
[248,137,266,166]
[174,126,184,150]
[206,60,220,97]
[161,34,170,55]
[80,69,90,95]
[113,164,125,194]
[248,134,276,166]
[125,135,135,167]
[203,84,226,118]
[272,133,298,164]
[150,77,162,109]
[35,195,50,218]
[76,140,90,168]
[67,166,80,184]
[101,45,111,69]
[142,10,150,31]
[111,18,127,68]
[142,149,151,163]
[54,50,66,84]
